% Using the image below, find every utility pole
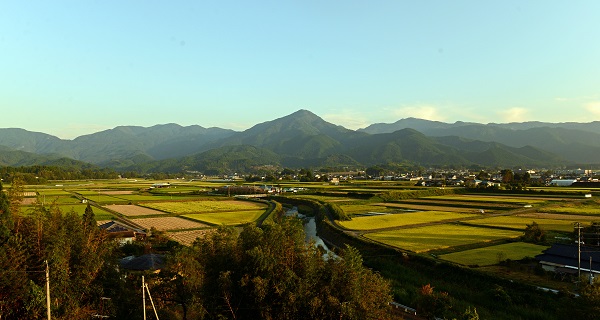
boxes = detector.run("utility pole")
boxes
[46,260,51,320]
[575,222,583,285]
[142,276,146,320]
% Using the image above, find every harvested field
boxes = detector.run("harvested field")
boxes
[365,224,522,253]
[184,210,265,225]
[439,242,549,266]
[168,229,213,246]
[133,217,208,231]
[377,202,484,213]
[340,211,479,230]
[104,204,167,217]
[141,200,266,214]
[21,198,38,205]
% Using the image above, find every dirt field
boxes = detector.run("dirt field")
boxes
[21,198,38,205]
[105,204,166,216]
[168,229,213,246]
[133,217,208,231]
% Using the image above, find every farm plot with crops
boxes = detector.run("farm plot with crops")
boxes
[141,200,266,214]
[132,217,208,231]
[340,211,479,231]
[541,200,600,216]
[184,210,265,225]
[426,195,546,205]
[465,215,579,232]
[439,242,549,266]
[339,204,401,215]
[365,224,522,253]
[104,204,167,217]
[112,194,202,202]
[378,202,484,213]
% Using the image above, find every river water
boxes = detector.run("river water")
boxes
[286,207,334,257]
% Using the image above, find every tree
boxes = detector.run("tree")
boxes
[159,219,392,319]
[414,284,452,319]
[500,169,514,184]
[523,221,546,243]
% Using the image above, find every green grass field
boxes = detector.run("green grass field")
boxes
[466,215,578,232]
[439,242,549,266]
[184,210,265,225]
[365,224,522,253]
[340,211,479,230]
[339,204,399,215]
[141,200,267,214]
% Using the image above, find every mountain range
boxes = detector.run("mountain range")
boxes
[0,110,598,173]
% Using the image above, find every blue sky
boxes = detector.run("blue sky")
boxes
[1,1,599,139]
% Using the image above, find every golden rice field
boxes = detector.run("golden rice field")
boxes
[141,200,267,214]
[184,210,265,225]
[340,211,479,231]
[365,224,522,253]
[439,242,549,266]
[465,215,580,232]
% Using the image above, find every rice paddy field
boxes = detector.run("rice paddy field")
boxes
[132,216,209,231]
[104,204,167,217]
[426,195,546,204]
[141,200,267,214]
[378,202,485,213]
[184,210,265,225]
[338,204,400,215]
[541,200,600,215]
[339,211,479,230]
[364,224,523,253]
[439,242,549,266]
[465,215,582,232]
[110,194,203,202]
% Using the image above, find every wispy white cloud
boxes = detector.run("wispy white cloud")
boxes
[585,101,600,117]
[499,107,529,122]
[387,105,446,121]
[322,110,371,130]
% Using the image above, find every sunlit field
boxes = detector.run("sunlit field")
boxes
[365,224,522,253]
[141,200,267,214]
[465,215,581,232]
[339,211,479,230]
[439,242,549,266]
[184,210,265,225]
